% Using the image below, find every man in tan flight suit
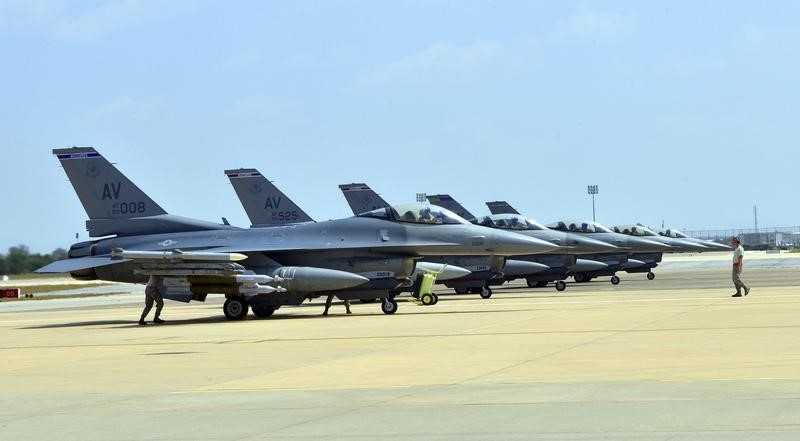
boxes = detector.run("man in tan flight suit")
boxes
[731,236,750,297]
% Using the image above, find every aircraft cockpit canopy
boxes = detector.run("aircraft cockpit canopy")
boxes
[476,214,547,230]
[612,224,658,237]
[547,220,613,234]
[358,204,468,225]
[659,228,688,239]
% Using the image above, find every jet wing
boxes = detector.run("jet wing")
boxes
[35,256,132,273]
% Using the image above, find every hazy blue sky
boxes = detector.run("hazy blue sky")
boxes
[2,1,799,253]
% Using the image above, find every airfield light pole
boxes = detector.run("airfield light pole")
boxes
[587,185,599,222]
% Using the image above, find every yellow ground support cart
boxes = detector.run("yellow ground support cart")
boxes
[413,264,445,306]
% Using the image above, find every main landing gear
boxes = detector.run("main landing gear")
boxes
[223,297,249,320]
[381,298,398,315]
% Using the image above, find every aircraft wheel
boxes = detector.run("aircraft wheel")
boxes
[611,275,621,285]
[381,299,398,315]
[420,293,435,306]
[431,294,439,305]
[526,279,537,288]
[555,281,567,292]
[251,304,276,318]
[480,286,492,299]
[359,298,377,303]
[573,273,587,283]
[454,287,469,294]
[647,272,655,280]
[223,297,249,320]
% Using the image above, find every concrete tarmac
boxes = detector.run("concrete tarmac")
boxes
[1,264,800,440]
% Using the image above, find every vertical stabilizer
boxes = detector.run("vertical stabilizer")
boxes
[53,147,166,220]
[426,194,476,221]
[225,168,314,226]
[486,201,520,215]
[338,183,391,215]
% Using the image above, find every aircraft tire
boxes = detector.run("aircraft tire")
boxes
[480,286,492,299]
[381,299,398,315]
[573,273,587,283]
[223,297,249,320]
[431,294,439,305]
[420,293,435,306]
[611,275,621,285]
[647,272,655,280]
[454,287,469,294]
[555,280,567,291]
[251,304,276,318]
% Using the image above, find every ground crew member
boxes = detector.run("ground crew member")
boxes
[139,275,165,325]
[322,294,351,316]
[731,236,750,297]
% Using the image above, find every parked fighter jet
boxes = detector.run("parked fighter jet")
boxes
[427,195,619,291]
[224,169,473,299]
[653,227,732,251]
[542,217,672,284]
[338,184,582,296]
[38,147,555,319]
[611,224,709,280]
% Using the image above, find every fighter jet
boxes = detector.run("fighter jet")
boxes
[224,169,473,300]
[611,224,709,280]
[653,227,732,251]
[38,147,555,319]
[542,217,672,285]
[338,184,573,297]
[427,195,619,292]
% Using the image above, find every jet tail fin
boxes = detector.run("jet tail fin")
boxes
[53,147,167,220]
[338,183,390,215]
[225,168,314,226]
[54,147,231,237]
[426,194,476,221]
[486,200,520,215]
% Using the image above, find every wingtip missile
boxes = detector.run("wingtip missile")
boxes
[112,248,248,262]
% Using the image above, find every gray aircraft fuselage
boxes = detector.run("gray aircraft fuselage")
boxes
[70,213,551,287]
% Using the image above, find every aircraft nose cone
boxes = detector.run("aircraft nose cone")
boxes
[707,241,732,250]
[503,259,550,277]
[415,262,471,281]
[672,239,708,252]
[568,235,619,254]
[571,258,608,272]
[629,237,672,252]
[490,230,561,256]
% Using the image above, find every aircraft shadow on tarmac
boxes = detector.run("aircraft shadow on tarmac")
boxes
[18,302,549,329]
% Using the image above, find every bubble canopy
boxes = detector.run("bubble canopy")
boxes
[547,220,613,234]
[660,228,688,239]
[357,203,469,225]
[476,214,547,231]
[612,225,659,237]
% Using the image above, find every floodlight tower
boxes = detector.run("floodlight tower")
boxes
[587,185,599,222]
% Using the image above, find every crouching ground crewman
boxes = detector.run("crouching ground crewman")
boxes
[139,275,165,325]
